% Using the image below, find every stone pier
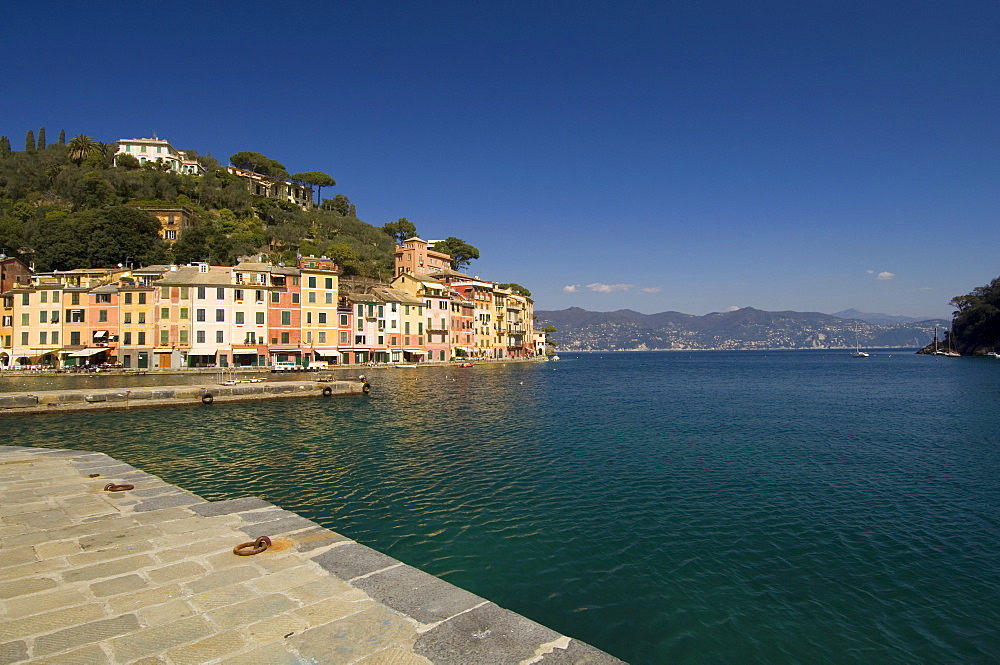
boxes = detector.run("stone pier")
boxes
[0,380,370,416]
[0,446,625,664]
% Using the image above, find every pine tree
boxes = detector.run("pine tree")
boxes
[25,129,35,152]
[0,136,10,154]
[37,127,46,149]
[59,129,66,144]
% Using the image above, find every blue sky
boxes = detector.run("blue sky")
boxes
[4,1,997,318]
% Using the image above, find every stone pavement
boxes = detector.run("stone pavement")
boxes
[0,446,625,664]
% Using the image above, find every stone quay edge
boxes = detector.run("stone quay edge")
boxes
[0,445,626,665]
[0,379,370,416]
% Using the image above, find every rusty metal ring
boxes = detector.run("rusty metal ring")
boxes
[104,483,134,492]
[88,473,101,477]
[233,535,271,556]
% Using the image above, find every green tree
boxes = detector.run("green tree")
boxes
[25,129,35,152]
[0,136,10,154]
[432,237,480,270]
[950,276,1000,354]
[229,151,287,180]
[325,193,353,216]
[291,171,335,204]
[497,283,531,297]
[37,127,46,150]
[58,129,66,144]
[68,134,95,166]
[115,154,141,170]
[382,217,416,244]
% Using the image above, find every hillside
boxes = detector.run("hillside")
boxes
[0,136,396,277]
[536,307,948,351]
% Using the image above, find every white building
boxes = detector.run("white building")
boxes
[115,137,205,175]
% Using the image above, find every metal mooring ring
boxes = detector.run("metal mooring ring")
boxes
[104,483,135,492]
[233,535,271,556]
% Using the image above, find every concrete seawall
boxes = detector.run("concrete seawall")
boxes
[0,380,371,416]
[0,446,625,664]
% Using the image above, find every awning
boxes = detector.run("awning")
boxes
[93,330,109,338]
[67,348,108,357]
[232,349,259,355]
[404,349,428,355]
[312,348,341,357]
[188,348,221,356]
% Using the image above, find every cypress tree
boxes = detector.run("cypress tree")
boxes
[59,129,66,144]
[25,129,35,151]
[37,127,46,149]
[0,136,10,154]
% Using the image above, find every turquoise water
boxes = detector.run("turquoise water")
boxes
[5,351,999,664]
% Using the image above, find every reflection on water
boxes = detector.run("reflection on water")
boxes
[4,353,999,665]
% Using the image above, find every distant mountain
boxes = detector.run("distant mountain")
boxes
[535,306,949,351]
[831,308,931,325]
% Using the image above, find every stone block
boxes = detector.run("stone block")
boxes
[187,583,254,611]
[242,614,307,642]
[132,493,205,513]
[166,629,248,665]
[84,394,108,403]
[354,564,484,624]
[312,541,402,581]
[2,586,89,619]
[215,642,302,665]
[107,615,213,663]
[56,393,86,403]
[147,561,208,584]
[0,603,107,642]
[537,639,628,664]
[0,576,58,599]
[205,593,298,630]
[355,646,435,665]
[105,584,184,614]
[292,594,373,627]
[0,641,28,665]
[90,574,147,597]
[32,614,140,657]
[184,566,260,594]
[138,598,199,627]
[414,602,561,665]
[63,553,155,582]
[0,395,38,409]
[289,606,418,664]
[30,644,110,665]
[189,497,271,517]
[291,526,348,553]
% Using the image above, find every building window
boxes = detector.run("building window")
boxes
[99,309,108,322]
[196,309,206,322]
[197,287,206,299]
[308,292,316,303]
[21,293,29,306]
[196,331,205,343]
[161,286,170,299]
[281,311,291,326]
[71,293,80,305]
[70,309,85,323]
[124,312,131,324]
[217,287,225,300]
[216,331,224,343]
[340,314,348,326]
[121,332,129,345]
[138,332,145,346]
[180,330,188,344]
[256,312,264,325]
[21,332,28,345]
[355,335,364,345]
[305,331,312,343]
[215,309,225,322]
[292,293,299,304]
[234,289,244,301]
[124,293,132,304]
[256,290,265,302]
[235,312,244,324]
[281,332,289,344]
[306,312,312,324]
[340,331,348,344]
[160,330,169,345]
[138,313,145,324]
[271,292,280,303]
[318,313,327,324]
[318,332,326,343]
[325,277,333,289]
[180,308,188,319]
[160,307,169,319]
[325,293,333,304]
[138,293,146,304]
[308,276,317,288]
[181,287,189,299]
[39,331,47,345]
[39,311,47,323]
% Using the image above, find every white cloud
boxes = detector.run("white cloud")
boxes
[562,284,579,292]
[640,287,661,294]
[727,305,740,311]
[877,271,895,281]
[867,269,875,275]
[587,283,633,293]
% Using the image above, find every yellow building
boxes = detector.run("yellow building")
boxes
[297,256,340,365]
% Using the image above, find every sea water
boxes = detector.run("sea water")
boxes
[5,351,999,664]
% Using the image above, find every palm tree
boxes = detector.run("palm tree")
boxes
[94,142,118,168]
[67,134,95,166]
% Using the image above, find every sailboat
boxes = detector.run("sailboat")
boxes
[851,324,869,357]
[932,326,947,356]
[944,325,960,357]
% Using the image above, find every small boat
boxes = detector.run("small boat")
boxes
[549,355,560,361]
[457,362,474,368]
[395,364,417,369]
[851,325,869,358]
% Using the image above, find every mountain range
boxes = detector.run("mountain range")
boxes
[534,307,949,351]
